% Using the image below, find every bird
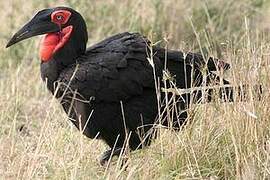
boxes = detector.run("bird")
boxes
[6,7,243,165]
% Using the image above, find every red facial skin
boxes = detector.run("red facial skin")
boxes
[39,10,73,62]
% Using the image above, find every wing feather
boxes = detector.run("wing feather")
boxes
[57,33,160,102]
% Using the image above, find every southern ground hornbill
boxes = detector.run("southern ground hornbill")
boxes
[6,7,251,165]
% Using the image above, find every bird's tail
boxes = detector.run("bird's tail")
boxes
[154,48,262,129]
[156,49,231,72]
[156,49,262,103]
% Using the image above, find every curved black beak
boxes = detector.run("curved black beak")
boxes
[6,13,59,48]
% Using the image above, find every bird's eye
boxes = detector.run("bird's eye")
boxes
[56,15,63,21]
[51,10,71,25]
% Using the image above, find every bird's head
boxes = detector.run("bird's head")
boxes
[6,7,88,62]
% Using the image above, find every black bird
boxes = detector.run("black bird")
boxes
[7,7,239,165]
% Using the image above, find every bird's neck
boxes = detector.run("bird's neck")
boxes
[40,59,60,94]
[40,43,81,94]
[40,26,74,62]
[40,31,86,65]
[40,16,88,93]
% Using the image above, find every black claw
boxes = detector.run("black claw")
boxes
[99,147,122,166]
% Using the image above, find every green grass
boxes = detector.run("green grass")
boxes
[0,0,270,179]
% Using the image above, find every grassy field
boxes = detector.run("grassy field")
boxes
[0,0,270,179]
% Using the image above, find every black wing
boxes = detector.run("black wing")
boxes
[57,32,162,102]
[57,32,230,102]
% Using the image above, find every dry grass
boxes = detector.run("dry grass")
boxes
[0,0,270,179]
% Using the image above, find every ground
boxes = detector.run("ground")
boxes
[0,0,270,179]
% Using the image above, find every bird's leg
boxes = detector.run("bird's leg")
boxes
[99,147,123,166]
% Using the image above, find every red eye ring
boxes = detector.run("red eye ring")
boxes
[51,10,71,25]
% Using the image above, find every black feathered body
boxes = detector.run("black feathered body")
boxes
[40,32,223,150]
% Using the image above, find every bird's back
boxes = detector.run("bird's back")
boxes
[57,32,163,102]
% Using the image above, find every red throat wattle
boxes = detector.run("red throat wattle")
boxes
[39,25,73,62]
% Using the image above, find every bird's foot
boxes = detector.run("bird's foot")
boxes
[99,147,123,166]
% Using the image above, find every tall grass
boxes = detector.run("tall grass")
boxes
[0,0,269,179]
